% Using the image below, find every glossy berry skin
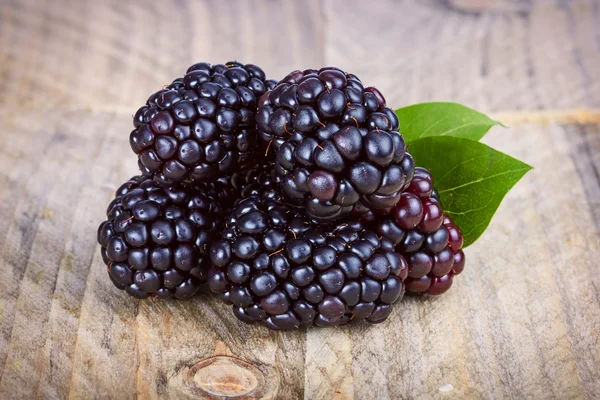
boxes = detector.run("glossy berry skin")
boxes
[97,176,226,299]
[131,61,277,186]
[394,193,423,230]
[208,197,408,330]
[230,161,281,202]
[374,168,465,296]
[256,67,415,221]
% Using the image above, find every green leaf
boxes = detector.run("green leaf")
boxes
[408,137,532,247]
[395,102,504,143]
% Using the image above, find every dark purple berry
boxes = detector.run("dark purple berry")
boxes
[431,248,454,277]
[405,276,431,293]
[420,200,444,233]
[407,175,433,199]
[131,61,274,184]
[318,295,346,319]
[408,251,433,278]
[207,196,407,329]
[97,176,225,299]
[394,193,423,230]
[374,178,467,296]
[256,68,414,221]
[260,291,290,315]
[428,274,453,295]
[453,250,465,275]
[424,226,449,253]
[364,87,386,107]
[151,111,175,135]
[319,70,347,89]
[446,223,464,250]
[349,162,382,194]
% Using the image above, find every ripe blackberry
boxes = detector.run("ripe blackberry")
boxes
[97,176,225,299]
[130,61,277,186]
[374,168,465,295]
[256,67,415,221]
[208,197,408,330]
[231,160,281,201]
[201,176,242,208]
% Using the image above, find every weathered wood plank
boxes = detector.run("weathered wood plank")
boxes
[48,113,137,399]
[542,124,600,396]
[0,110,135,398]
[1,0,599,113]
[0,109,306,399]
[300,122,600,400]
[0,113,56,372]
[305,329,353,399]
[131,293,305,399]
[571,124,600,229]
[323,0,600,111]
[0,0,600,399]
[0,0,325,111]
[0,104,599,399]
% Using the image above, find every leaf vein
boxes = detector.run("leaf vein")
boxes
[435,121,493,138]
[414,114,454,138]
[438,167,530,193]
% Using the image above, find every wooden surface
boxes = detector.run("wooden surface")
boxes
[0,0,599,399]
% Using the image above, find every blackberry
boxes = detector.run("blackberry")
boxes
[97,176,225,299]
[256,67,415,221]
[208,197,408,330]
[201,175,241,208]
[374,168,465,295]
[130,61,277,186]
[231,160,281,201]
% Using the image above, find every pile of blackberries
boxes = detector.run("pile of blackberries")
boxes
[98,62,465,330]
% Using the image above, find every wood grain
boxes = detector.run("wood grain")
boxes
[0,0,599,399]
[0,0,325,111]
[324,0,600,112]
[1,0,599,114]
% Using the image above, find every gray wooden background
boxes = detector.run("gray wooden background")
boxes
[0,0,599,399]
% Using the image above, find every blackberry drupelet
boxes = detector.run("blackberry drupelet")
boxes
[130,61,277,186]
[256,67,415,221]
[208,197,408,330]
[231,160,281,201]
[201,175,242,208]
[97,176,225,299]
[374,168,465,295]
